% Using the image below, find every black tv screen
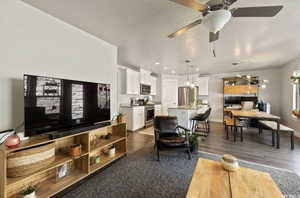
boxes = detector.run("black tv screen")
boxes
[24,74,111,137]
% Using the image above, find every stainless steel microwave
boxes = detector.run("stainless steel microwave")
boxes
[140,84,151,95]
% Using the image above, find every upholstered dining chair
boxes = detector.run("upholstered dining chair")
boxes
[154,116,191,161]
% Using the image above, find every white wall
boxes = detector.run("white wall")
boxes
[0,0,118,131]
[280,57,300,137]
[205,68,282,122]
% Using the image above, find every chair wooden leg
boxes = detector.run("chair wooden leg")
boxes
[234,126,237,142]
[240,127,243,142]
[291,132,295,150]
[226,125,229,140]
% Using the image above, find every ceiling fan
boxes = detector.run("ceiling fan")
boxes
[167,0,283,43]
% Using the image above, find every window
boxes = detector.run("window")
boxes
[292,70,300,118]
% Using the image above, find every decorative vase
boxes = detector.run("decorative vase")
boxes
[23,191,36,198]
[220,154,239,172]
[69,144,81,157]
[95,156,101,164]
[5,134,20,148]
[117,115,124,123]
[108,148,116,158]
[189,143,198,153]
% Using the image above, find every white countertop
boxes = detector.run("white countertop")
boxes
[120,103,161,108]
[169,105,209,110]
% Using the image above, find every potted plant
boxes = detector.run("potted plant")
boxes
[116,113,125,123]
[108,145,116,158]
[188,134,199,153]
[189,134,206,153]
[21,186,36,198]
[290,75,300,84]
[104,133,112,140]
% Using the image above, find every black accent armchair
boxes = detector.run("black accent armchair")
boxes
[154,116,191,161]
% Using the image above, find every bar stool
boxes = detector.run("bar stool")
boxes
[191,108,211,137]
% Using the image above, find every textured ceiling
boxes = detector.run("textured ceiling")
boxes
[23,0,300,75]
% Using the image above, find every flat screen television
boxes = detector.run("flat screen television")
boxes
[24,74,111,137]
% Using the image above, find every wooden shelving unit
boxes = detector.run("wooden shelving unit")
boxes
[223,77,259,121]
[0,122,127,198]
[90,151,126,173]
[90,136,125,152]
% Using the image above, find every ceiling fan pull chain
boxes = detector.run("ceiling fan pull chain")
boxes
[211,42,216,58]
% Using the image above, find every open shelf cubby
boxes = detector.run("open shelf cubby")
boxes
[0,122,127,198]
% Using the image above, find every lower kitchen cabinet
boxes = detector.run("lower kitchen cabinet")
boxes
[120,106,145,131]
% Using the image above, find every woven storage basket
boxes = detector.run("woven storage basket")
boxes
[7,142,55,178]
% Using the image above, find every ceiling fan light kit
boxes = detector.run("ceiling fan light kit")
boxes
[202,10,232,34]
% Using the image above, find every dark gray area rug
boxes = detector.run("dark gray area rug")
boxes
[62,146,300,198]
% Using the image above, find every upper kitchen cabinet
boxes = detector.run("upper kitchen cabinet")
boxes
[150,76,157,95]
[119,68,140,95]
[140,69,152,85]
[140,69,157,95]
[197,77,209,96]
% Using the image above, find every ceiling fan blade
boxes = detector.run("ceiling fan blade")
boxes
[168,0,208,12]
[168,19,202,38]
[231,6,283,17]
[209,31,219,42]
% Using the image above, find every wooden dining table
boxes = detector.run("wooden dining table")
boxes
[230,110,281,148]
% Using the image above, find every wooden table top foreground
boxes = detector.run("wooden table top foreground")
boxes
[186,158,284,198]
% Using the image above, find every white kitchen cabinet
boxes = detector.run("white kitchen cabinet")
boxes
[154,104,162,116]
[126,69,140,95]
[150,76,157,95]
[140,69,151,85]
[118,68,140,95]
[197,77,209,96]
[119,106,145,131]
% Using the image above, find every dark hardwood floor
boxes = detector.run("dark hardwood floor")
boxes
[127,122,300,175]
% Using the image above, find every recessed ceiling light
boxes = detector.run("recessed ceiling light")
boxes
[155,62,160,65]
[196,68,200,71]
[171,70,176,74]
[163,66,169,70]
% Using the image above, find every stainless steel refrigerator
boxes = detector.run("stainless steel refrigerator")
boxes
[178,86,199,107]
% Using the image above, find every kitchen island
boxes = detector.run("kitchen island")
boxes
[168,106,209,129]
